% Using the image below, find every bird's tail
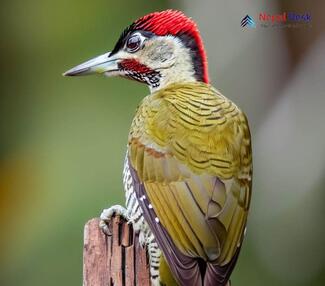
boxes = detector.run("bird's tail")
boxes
[203,246,240,286]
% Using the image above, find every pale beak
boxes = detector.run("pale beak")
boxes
[63,52,119,76]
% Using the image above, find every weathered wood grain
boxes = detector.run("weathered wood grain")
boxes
[83,217,151,286]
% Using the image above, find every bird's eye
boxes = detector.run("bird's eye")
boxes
[126,34,142,53]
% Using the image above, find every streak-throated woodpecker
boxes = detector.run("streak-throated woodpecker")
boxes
[64,9,252,286]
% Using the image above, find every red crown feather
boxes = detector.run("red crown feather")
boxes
[133,10,209,83]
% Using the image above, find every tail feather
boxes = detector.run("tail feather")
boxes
[204,247,241,286]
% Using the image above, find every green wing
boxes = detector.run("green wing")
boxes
[129,82,252,267]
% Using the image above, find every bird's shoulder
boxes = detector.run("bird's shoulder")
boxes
[130,82,251,180]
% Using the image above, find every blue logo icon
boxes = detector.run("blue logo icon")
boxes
[241,15,256,28]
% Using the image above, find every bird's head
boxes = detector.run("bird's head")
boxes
[63,10,209,91]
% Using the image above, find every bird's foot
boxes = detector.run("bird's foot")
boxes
[138,231,146,248]
[99,205,129,236]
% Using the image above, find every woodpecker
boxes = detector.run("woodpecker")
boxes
[64,10,252,286]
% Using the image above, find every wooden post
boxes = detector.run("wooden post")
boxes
[83,217,151,286]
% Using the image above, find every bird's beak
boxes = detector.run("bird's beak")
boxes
[63,52,119,77]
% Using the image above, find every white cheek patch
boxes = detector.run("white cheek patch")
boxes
[152,42,174,62]
[114,50,137,61]
[139,37,175,69]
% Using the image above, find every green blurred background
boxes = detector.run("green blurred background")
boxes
[1,0,325,285]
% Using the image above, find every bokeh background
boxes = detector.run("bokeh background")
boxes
[1,0,325,285]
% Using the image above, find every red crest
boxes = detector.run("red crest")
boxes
[133,10,209,83]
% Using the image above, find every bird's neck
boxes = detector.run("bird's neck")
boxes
[149,70,197,93]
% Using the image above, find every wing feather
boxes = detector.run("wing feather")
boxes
[128,82,252,283]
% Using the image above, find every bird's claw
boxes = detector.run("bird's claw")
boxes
[139,231,145,248]
[99,205,129,236]
[99,219,112,236]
